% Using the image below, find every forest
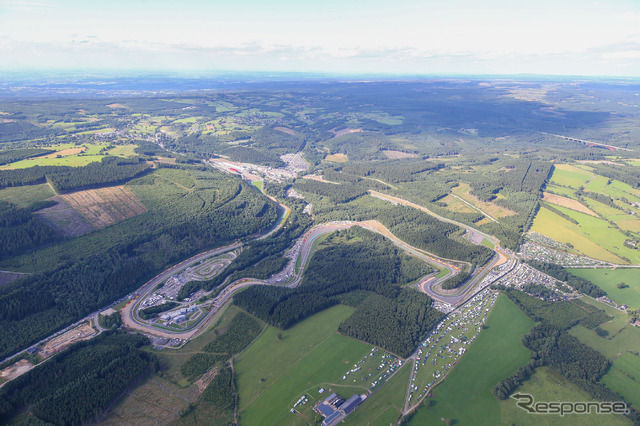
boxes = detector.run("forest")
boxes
[493,288,640,423]
[525,260,606,297]
[0,156,151,192]
[338,290,444,357]
[0,169,279,360]
[0,333,157,425]
[234,228,443,356]
[0,200,60,257]
[203,311,262,354]
[0,148,54,165]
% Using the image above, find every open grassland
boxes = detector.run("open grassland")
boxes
[601,353,640,410]
[500,367,630,425]
[325,153,348,162]
[543,192,597,216]
[344,362,411,425]
[236,305,375,426]
[553,205,640,263]
[451,182,517,218]
[550,164,593,187]
[569,269,640,309]
[408,295,534,426]
[3,143,137,168]
[531,207,625,263]
[532,203,639,263]
[0,183,53,208]
[437,194,476,213]
[569,297,640,360]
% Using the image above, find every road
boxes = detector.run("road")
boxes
[121,219,468,338]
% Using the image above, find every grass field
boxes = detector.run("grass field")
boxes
[601,352,640,410]
[236,305,375,426]
[407,294,535,425]
[3,143,138,168]
[325,153,348,162]
[550,164,593,188]
[344,362,411,425]
[0,183,54,208]
[569,269,640,309]
[569,297,640,360]
[531,207,624,263]
[500,367,630,425]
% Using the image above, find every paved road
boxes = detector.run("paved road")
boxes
[368,191,515,303]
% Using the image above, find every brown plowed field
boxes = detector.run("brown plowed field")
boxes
[60,185,147,229]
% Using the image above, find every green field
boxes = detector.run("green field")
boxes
[531,207,624,263]
[601,353,640,410]
[569,269,640,309]
[236,305,374,426]
[0,183,54,207]
[481,238,495,249]
[569,297,640,361]
[408,294,535,425]
[4,143,138,169]
[550,164,593,188]
[500,367,630,425]
[533,163,640,263]
[344,362,411,425]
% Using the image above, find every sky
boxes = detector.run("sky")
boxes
[1,0,639,76]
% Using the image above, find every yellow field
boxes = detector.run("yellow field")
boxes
[325,153,348,162]
[451,183,517,218]
[531,207,626,263]
[438,194,476,213]
[542,192,597,216]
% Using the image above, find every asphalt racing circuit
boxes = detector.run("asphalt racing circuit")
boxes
[121,203,513,340]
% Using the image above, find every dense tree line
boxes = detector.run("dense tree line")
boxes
[223,146,285,167]
[375,206,494,267]
[0,156,151,192]
[442,270,471,290]
[204,312,262,354]
[47,156,151,193]
[496,287,611,329]
[0,171,279,360]
[251,127,304,152]
[180,353,228,383]
[178,201,312,300]
[526,260,606,297]
[468,160,552,201]
[100,311,122,329]
[494,323,609,400]
[0,333,157,425]
[138,302,179,320]
[0,121,63,143]
[340,159,443,184]
[338,290,444,357]
[580,190,618,209]
[235,228,432,330]
[0,148,54,165]
[491,288,640,423]
[0,200,60,257]
[199,365,236,411]
[520,283,562,300]
[589,163,640,189]
[294,179,369,204]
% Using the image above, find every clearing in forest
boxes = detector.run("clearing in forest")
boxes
[60,185,147,229]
